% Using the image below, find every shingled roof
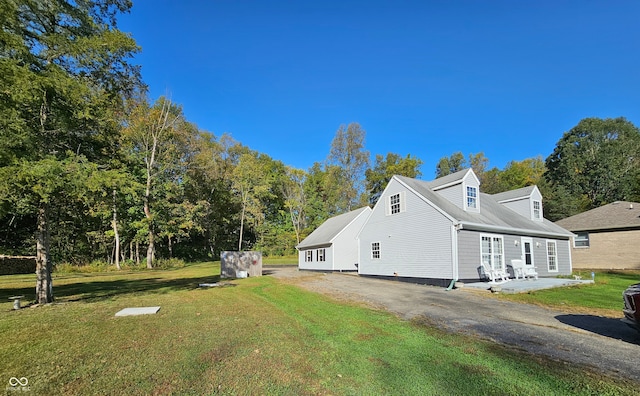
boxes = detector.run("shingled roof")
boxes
[555,201,640,232]
[296,206,371,249]
[492,185,537,203]
[395,175,573,238]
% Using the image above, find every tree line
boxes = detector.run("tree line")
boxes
[435,117,640,220]
[2,1,640,304]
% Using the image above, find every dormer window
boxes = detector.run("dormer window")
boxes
[533,200,541,219]
[466,186,477,209]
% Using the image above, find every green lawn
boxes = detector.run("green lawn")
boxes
[498,270,640,316]
[262,255,298,265]
[0,263,636,395]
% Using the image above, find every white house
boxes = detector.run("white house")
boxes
[297,206,372,271]
[357,169,573,285]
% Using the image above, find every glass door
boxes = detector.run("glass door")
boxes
[521,238,534,268]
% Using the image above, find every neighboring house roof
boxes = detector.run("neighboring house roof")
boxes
[296,206,371,249]
[492,186,537,203]
[555,201,640,232]
[395,175,573,238]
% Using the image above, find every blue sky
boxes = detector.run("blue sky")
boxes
[119,0,640,178]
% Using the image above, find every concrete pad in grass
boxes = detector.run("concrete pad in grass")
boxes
[115,307,161,317]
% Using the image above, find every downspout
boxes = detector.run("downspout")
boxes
[446,223,461,291]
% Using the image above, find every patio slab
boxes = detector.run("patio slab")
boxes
[461,278,594,293]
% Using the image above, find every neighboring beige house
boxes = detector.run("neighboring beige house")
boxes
[555,201,640,269]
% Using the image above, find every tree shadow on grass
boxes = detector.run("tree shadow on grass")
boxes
[0,274,224,305]
[556,314,640,345]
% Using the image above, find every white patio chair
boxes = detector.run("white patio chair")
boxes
[523,266,538,280]
[480,263,510,284]
[510,259,525,280]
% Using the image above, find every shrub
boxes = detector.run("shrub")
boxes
[53,258,186,273]
[154,258,185,270]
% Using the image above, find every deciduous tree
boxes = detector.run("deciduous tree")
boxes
[545,117,640,214]
[327,123,370,211]
[0,0,141,303]
[365,153,423,205]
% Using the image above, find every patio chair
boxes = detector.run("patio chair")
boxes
[523,266,538,280]
[510,259,526,280]
[480,263,510,284]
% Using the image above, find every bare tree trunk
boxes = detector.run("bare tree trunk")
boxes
[168,235,173,258]
[238,204,245,251]
[146,228,154,269]
[35,205,53,304]
[144,175,154,268]
[112,189,121,270]
[135,241,140,265]
[130,241,134,261]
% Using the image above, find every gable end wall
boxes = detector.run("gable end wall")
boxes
[358,179,454,279]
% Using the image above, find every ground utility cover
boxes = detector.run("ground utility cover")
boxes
[115,307,161,317]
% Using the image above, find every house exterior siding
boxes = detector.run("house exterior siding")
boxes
[298,246,334,271]
[331,212,369,271]
[501,200,531,220]
[457,230,571,280]
[457,230,482,279]
[436,185,463,210]
[358,179,454,279]
[570,229,640,269]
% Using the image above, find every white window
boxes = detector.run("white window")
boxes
[390,193,401,214]
[316,248,325,262]
[574,232,589,248]
[371,242,380,259]
[466,186,477,209]
[305,250,313,262]
[481,235,504,271]
[547,241,558,272]
[387,192,406,215]
[533,201,541,219]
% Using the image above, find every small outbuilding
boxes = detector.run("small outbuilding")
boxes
[296,206,372,271]
[555,201,640,269]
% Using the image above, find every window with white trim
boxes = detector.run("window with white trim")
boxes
[533,200,541,219]
[481,235,504,271]
[547,241,558,272]
[305,250,313,262]
[386,191,406,216]
[574,232,589,248]
[316,248,325,262]
[371,242,380,259]
[466,186,477,209]
[390,193,401,214]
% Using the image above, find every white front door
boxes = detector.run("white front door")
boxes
[521,238,534,268]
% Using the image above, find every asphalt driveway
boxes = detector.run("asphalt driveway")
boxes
[268,267,640,383]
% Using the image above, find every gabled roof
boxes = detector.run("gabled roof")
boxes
[555,201,640,232]
[296,206,372,249]
[492,185,537,203]
[395,175,573,238]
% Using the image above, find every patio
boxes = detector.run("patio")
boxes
[462,277,594,294]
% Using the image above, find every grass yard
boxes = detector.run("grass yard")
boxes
[262,255,298,266]
[1,263,637,395]
[498,270,640,317]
